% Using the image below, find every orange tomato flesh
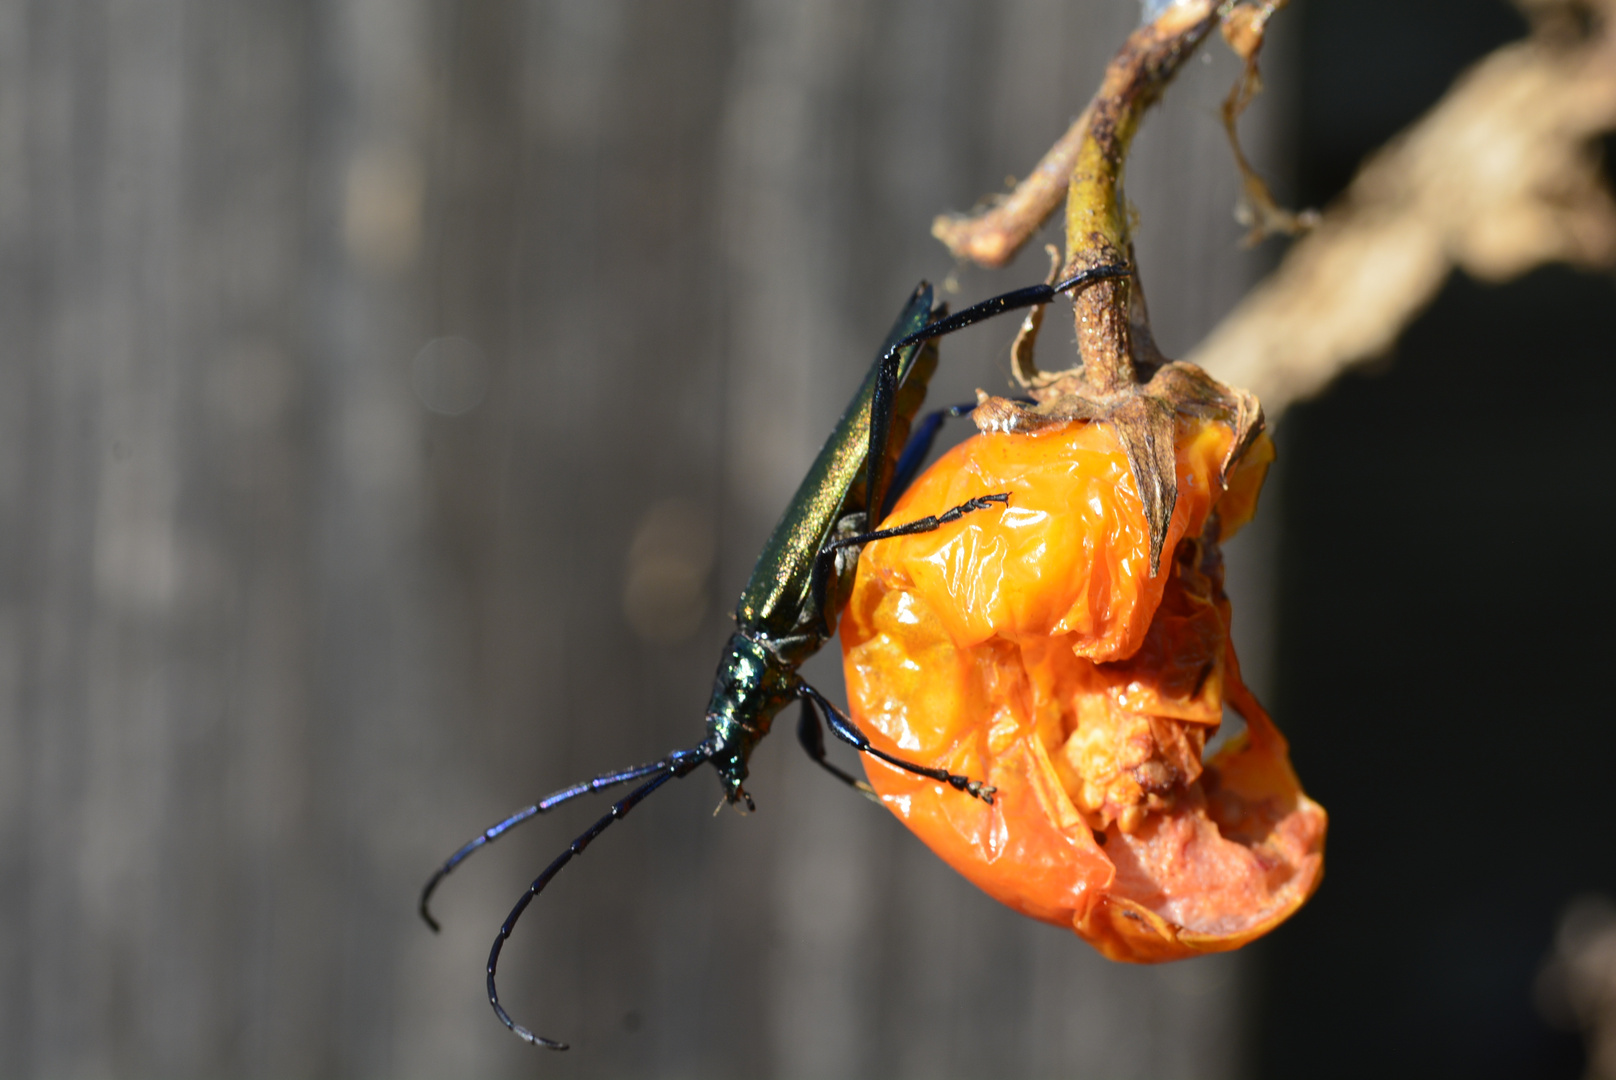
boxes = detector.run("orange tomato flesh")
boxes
[840,418,1325,962]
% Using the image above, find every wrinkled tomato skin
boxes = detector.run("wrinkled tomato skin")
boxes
[841,419,1324,962]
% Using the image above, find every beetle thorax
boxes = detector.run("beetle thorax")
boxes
[704,631,799,802]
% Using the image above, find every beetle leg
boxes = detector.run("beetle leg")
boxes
[829,492,1011,553]
[1010,243,1064,388]
[888,396,1048,517]
[877,261,1134,373]
[850,262,1130,586]
[864,313,904,529]
[803,512,864,638]
[807,490,1008,637]
[420,748,705,932]
[796,698,880,803]
[798,684,996,805]
[814,266,1131,637]
[817,280,935,627]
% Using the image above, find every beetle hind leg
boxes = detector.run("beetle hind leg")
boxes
[798,684,996,805]
[797,698,880,803]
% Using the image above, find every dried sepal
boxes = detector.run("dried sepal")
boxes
[1106,395,1180,576]
[1010,245,1065,389]
[973,358,1265,576]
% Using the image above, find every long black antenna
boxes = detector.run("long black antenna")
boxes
[486,741,712,1050]
[420,756,683,932]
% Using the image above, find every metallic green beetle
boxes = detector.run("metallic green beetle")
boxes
[420,265,1129,1049]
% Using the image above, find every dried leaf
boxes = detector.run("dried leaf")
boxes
[1190,12,1616,416]
[1219,0,1318,244]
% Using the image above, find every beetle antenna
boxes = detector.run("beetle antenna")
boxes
[486,741,712,1050]
[420,755,683,932]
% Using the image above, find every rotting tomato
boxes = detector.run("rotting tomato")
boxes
[840,413,1325,962]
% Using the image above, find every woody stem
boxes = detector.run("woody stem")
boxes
[1063,1,1221,393]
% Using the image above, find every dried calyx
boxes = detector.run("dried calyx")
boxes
[936,0,1296,575]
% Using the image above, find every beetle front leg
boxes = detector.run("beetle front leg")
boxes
[797,684,996,804]
[859,262,1132,536]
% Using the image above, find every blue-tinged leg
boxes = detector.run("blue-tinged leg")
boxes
[862,263,1129,537]
[830,492,1010,553]
[804,488,1011,638]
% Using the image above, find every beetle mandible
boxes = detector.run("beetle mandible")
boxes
[420,264,1130,1049]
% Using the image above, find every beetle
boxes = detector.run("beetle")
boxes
[420,263,1130,1049]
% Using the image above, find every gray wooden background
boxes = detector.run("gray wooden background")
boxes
[0,1,1290,1077]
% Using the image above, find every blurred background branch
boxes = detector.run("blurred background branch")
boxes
[1190,0,1616,413]
[1539,896,1616,1080]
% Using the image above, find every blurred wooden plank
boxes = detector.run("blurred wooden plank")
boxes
[0,1,1284,1076]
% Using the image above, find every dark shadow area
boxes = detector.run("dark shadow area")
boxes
[1260,266,1614,1079]
[1257,5,1616,1077]
[1293,0,1527,206]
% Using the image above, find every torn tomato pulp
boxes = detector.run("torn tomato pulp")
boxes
[840,416,1324,962]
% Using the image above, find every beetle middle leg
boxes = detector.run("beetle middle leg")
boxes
[808,397,1011,633]
[798,683,996,804]
[828,492,1010,553]
[805,488,1009,633]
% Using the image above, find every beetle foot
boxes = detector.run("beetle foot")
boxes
[947,773,997,804]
